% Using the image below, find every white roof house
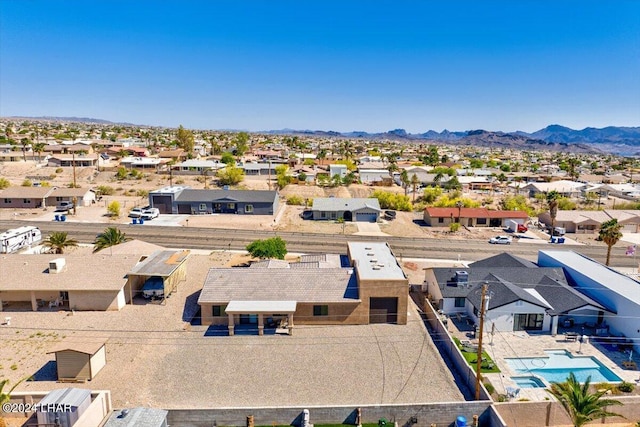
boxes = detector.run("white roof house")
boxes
[520,180,586,197]
[538,250,640,351]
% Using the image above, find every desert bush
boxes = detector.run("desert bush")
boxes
[287,195,305,206]
[21,179,32,187]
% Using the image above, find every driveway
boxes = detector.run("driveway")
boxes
[355,221,389,236]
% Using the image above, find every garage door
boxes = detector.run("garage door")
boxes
[622,224,637,233]
[355,212,378,222]
[369,297,398,324]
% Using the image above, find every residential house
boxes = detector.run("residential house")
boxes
[148,186,279,215]
[198,242,408,334]
[519,180,586,198]
[0,186,54,209]
[538,250,640,351]
[46,187,96,207]
[174,159,225,174]
[311,198,382,222]
[423,207,529,228]
[538,210,640,233]
[47,154,98,168]
[424,253,608,334]
[119,156,165,170]
[329,164,348,179]
[157,148,186,162]
[241,162,279,176]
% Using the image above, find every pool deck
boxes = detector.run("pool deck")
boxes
[448,319,640,401]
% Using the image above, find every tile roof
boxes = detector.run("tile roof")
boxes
[198,268,359,304]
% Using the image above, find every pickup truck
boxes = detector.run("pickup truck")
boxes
[128,207,159,220]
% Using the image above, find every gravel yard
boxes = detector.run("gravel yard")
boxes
[0,251,464,409]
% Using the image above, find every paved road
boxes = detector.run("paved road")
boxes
[1,219,635,267]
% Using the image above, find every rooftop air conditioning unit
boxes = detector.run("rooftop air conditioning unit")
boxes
[455,271,469,287]
[49,258,66,274]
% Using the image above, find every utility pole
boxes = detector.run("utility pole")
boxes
[475,283,488,400]
[268,160,272,191]
[72,150,77,188]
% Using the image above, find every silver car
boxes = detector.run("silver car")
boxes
[489,235,512,245]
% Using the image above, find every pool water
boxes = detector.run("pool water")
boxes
[511,376,547,388]
[506,349,622,384]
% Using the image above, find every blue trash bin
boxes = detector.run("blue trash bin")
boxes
[54,214,60,221]
[132,218,138,225]
[139,218,144,225]
[551,236,557,244]
[60,215,66,222]
[456,416,467,427]
[558,237,565,244]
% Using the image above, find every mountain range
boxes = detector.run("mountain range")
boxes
[6,116,640,155]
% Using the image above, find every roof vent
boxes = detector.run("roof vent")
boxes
[369,259,378,263]
[367,253,374,256]
[372,266,381,270]
[365,247,372,250]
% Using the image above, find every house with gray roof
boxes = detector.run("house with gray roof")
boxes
[148,186,279,215]
[311,197,381,222]
[424,253,608,334]
[198,242,408,335]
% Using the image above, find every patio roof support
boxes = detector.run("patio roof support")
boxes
[228,313,235,336]
[30,291,38,312]
[258,314,264,336]
[551,315,559,337]
[288,313,294,336]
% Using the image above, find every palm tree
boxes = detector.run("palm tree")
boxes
[599,219,623,266]
[410,173,420,202]
[1,377,29,427]
[42,232,78,254]
[93,227,131,253]
[546,190,560,240]
[400,170,409,196]
[32,142,46,163]
[548,373,622,427]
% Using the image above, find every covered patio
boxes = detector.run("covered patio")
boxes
[225,300,296,336]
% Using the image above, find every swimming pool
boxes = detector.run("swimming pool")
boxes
[506,349,622,384]
[511,376,547,388]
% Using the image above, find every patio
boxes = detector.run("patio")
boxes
[445,317,640,401]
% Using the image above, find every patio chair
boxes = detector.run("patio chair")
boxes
[506,387,520,399]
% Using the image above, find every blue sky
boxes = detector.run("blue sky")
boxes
[1,0,639,133]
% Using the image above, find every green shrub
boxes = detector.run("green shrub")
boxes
[97,185,115,196]
[371,190,412,211]
[0,177,10,189]
[484,382,495,395]
[55,168,63,173]
[618,381,634,393]
[21,179,32,187]
[287,195,305,206]
[136,189,149,198]
[449,222,461,232]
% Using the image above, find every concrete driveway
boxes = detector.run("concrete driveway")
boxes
[355,221,389,236]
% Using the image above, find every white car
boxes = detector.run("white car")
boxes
[141,207,159,220]
[489,236,512,245]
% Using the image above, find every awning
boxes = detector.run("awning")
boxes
[225,300,297,314]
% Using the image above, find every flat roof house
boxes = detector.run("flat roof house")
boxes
[198,242,408,335]
[311,198,381,222]
[538,250,640,351]
[148,186,279,215]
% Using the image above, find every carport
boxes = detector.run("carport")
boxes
[225,300,296,336]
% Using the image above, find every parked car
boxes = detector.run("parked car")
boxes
[299,210,313,220]
[384,210,396,220]
[128,208,143,218]
[141,207,159,220]
[55,201,74,211]
[517,224,528,233]
[489,235,512,245]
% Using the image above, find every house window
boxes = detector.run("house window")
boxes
[330,212,337,220]
[245,205,254,213]
[23,199,31,204]
[212,306,222,317]
[321,212,327,219]
[438,217,444,223]
[56,197,64,201]
[477,218,487,225]
[199,203,207,211]
[313,305,328,316]
[3,199,10,204]
[228,203,235,209]
[454,297,466,308]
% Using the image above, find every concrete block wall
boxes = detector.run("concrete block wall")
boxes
[168,402,493,427]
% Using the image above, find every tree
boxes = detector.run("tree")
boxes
[548,373,622,427]
[176,125,195,154]
[93,227,131,253]
[32,142,46,163]
[410,173,420,202]
[297,172,307,182]
[400,170,409,196]
[599,219,623,266]
[221,152,235,165]
[275,165,291,189]
[0,177,10,190]
[42,232,78,254]
[233,132,249,156]
[246,237,287,259]
[547,190,560,240]
[1,377,30,427]
[217,165,245,185]
[107,201,121,218]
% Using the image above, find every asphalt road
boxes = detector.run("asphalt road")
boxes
[1,219,635,267]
